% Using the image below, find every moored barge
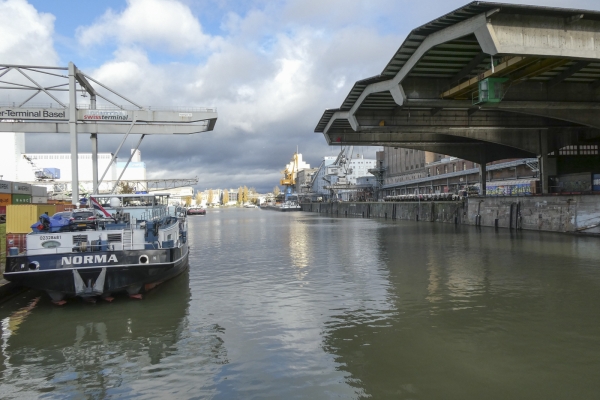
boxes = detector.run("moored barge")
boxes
[4,193,189,303]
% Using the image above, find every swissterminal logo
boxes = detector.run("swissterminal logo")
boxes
[83,110,130,121]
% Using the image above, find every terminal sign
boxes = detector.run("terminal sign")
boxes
[0,108,65,119]
[83,110,130,121]
[0,107,132,121]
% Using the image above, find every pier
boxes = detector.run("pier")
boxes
[302,195,600,234]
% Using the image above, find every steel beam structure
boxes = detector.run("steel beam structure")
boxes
[0,62,218,204]
[316,2,600,195]
[36,178,200,196]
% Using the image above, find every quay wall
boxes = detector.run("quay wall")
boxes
[301,194,600,234]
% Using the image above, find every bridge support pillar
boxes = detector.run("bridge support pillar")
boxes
[539,131,549,194]
[479,153,486,196]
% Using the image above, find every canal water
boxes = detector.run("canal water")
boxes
[1,208,599,399]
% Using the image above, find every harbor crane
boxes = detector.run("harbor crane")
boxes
[280,152,300,196]
[323,146,355,201]
[23,155,60,181]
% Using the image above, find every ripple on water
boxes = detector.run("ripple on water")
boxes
[1,210,600,399]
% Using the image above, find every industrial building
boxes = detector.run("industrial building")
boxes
[0,132,146,195]
[298,154,377,201]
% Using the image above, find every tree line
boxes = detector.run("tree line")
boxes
[189,186,260,206]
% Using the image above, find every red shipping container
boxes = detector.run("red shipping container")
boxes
[6,233,28,254]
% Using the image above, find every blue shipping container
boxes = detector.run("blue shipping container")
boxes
[593,174,600,192]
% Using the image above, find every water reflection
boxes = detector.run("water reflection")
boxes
[322,221,600,399]
[0,272,227,399]
[2,210,600,399]
[289,215,310,280]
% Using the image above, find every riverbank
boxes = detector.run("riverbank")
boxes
[301,194,600,234]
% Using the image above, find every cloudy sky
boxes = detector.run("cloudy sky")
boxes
[2,0,600,192]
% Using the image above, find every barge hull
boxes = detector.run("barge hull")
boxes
[4,246,189,298]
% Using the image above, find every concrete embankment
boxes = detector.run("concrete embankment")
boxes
[302,194,600,234]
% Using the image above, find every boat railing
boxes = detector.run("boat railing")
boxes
[139,206,167,221]
[26,237,183,254]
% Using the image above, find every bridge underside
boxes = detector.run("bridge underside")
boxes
[316,2,600,193]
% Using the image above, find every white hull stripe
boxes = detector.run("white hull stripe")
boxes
[5,249,189,275]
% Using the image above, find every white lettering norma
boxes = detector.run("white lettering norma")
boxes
[62,254,118,265]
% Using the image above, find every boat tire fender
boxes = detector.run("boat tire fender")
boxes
[139,255,150,264]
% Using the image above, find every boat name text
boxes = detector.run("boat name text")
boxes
[61,254,118,265]
[40,235,61,240]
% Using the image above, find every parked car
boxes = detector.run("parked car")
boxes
[51,209,104,231]
[69,208,103,231]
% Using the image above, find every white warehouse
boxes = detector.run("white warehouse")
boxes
[0,132,146,194]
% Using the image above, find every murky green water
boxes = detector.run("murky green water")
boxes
[1,208,599,399]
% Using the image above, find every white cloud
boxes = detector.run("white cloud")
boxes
[0,0,58,65]
[77,0,213,54]
[26,0,600,191]
[11,0,399,190]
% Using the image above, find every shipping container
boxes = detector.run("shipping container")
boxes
[0,205,6,222]
[31,185,48,197]
[6,233,27,254]
[6,204,57,233]
[12,194,32,204]
[0,193,11,206]
[0,180,11,194]
[12,182,32,195]
[593,174,600,192]
[32,196,48,204]
[486,179,538,196]
[550,172,592,193]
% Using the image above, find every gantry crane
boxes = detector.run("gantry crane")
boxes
[323,146,355,200]
[280,152,300,193]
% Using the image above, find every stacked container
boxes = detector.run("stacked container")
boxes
[5,203,57,254]
[0,180,10,219]
[12,182,32,204]
[32,185,48,203]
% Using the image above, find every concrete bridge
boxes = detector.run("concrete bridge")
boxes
[315,1,600,194]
